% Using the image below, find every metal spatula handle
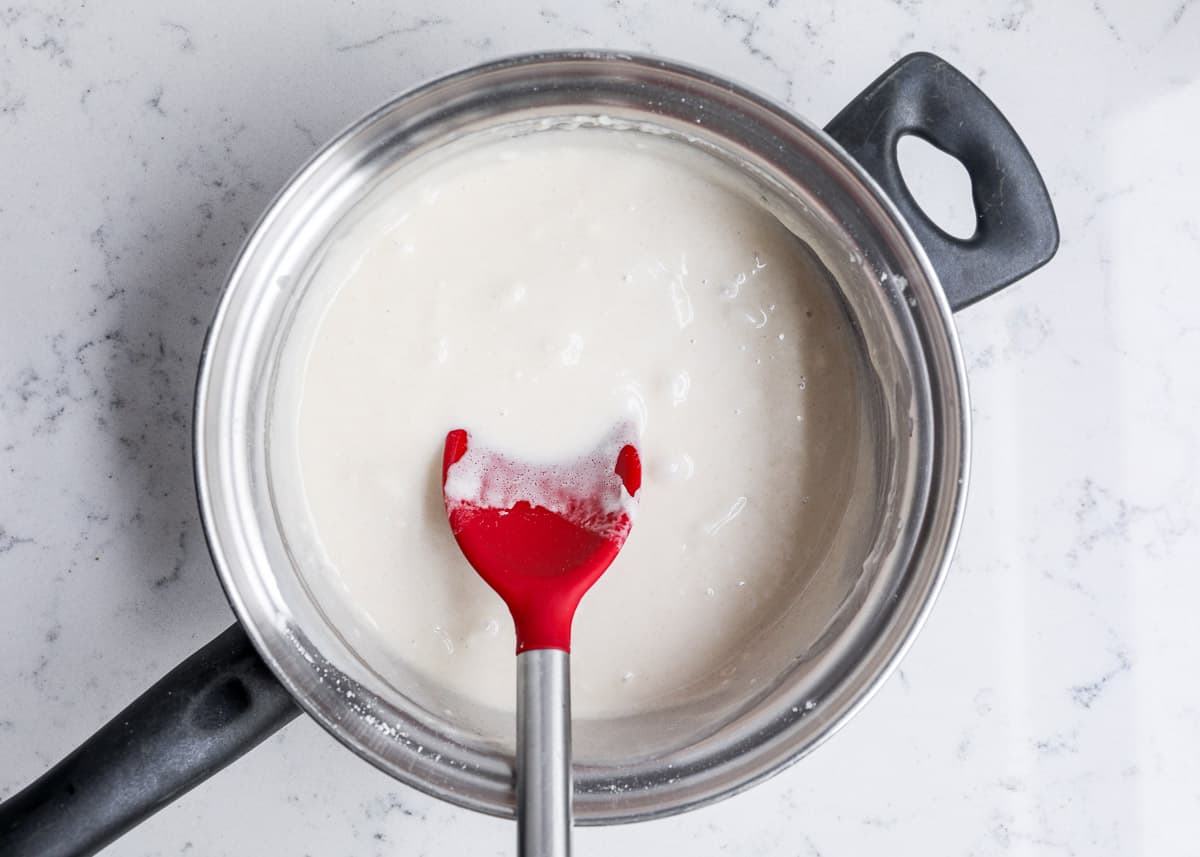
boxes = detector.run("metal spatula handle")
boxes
[517,649,572,857]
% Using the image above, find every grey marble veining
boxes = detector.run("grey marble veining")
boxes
[2,1,1199,854]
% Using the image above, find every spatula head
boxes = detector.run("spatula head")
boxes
[441,428,641,652]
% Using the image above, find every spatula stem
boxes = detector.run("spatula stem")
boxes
[516,649,572,857]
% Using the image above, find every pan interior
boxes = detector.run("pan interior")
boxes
[265,123,892,764]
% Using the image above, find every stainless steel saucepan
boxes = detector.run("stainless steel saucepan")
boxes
[0,51,1057,857]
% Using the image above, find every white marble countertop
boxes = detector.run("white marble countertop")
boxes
[3,1,1198,854]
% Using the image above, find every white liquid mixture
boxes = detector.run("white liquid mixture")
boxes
[275,129,864,720]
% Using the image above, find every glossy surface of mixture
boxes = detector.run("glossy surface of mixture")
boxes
[276,130,864,719]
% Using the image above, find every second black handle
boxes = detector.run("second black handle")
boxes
[825,52,1059,311]
[0,623,299,857]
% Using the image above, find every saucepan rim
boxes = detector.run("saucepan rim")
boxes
[194,49,969,823]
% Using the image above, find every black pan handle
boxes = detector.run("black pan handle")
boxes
[824,52,1059,311]
[0,623,299,857]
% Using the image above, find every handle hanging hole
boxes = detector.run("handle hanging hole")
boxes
[896,134,977,240]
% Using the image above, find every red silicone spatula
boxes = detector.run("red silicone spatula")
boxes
[441,428,641,857]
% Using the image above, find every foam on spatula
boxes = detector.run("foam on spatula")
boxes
[443,424,640,540]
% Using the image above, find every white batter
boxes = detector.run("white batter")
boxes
[277,129,864,720]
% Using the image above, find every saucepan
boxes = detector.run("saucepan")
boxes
[0,51,1057,856]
